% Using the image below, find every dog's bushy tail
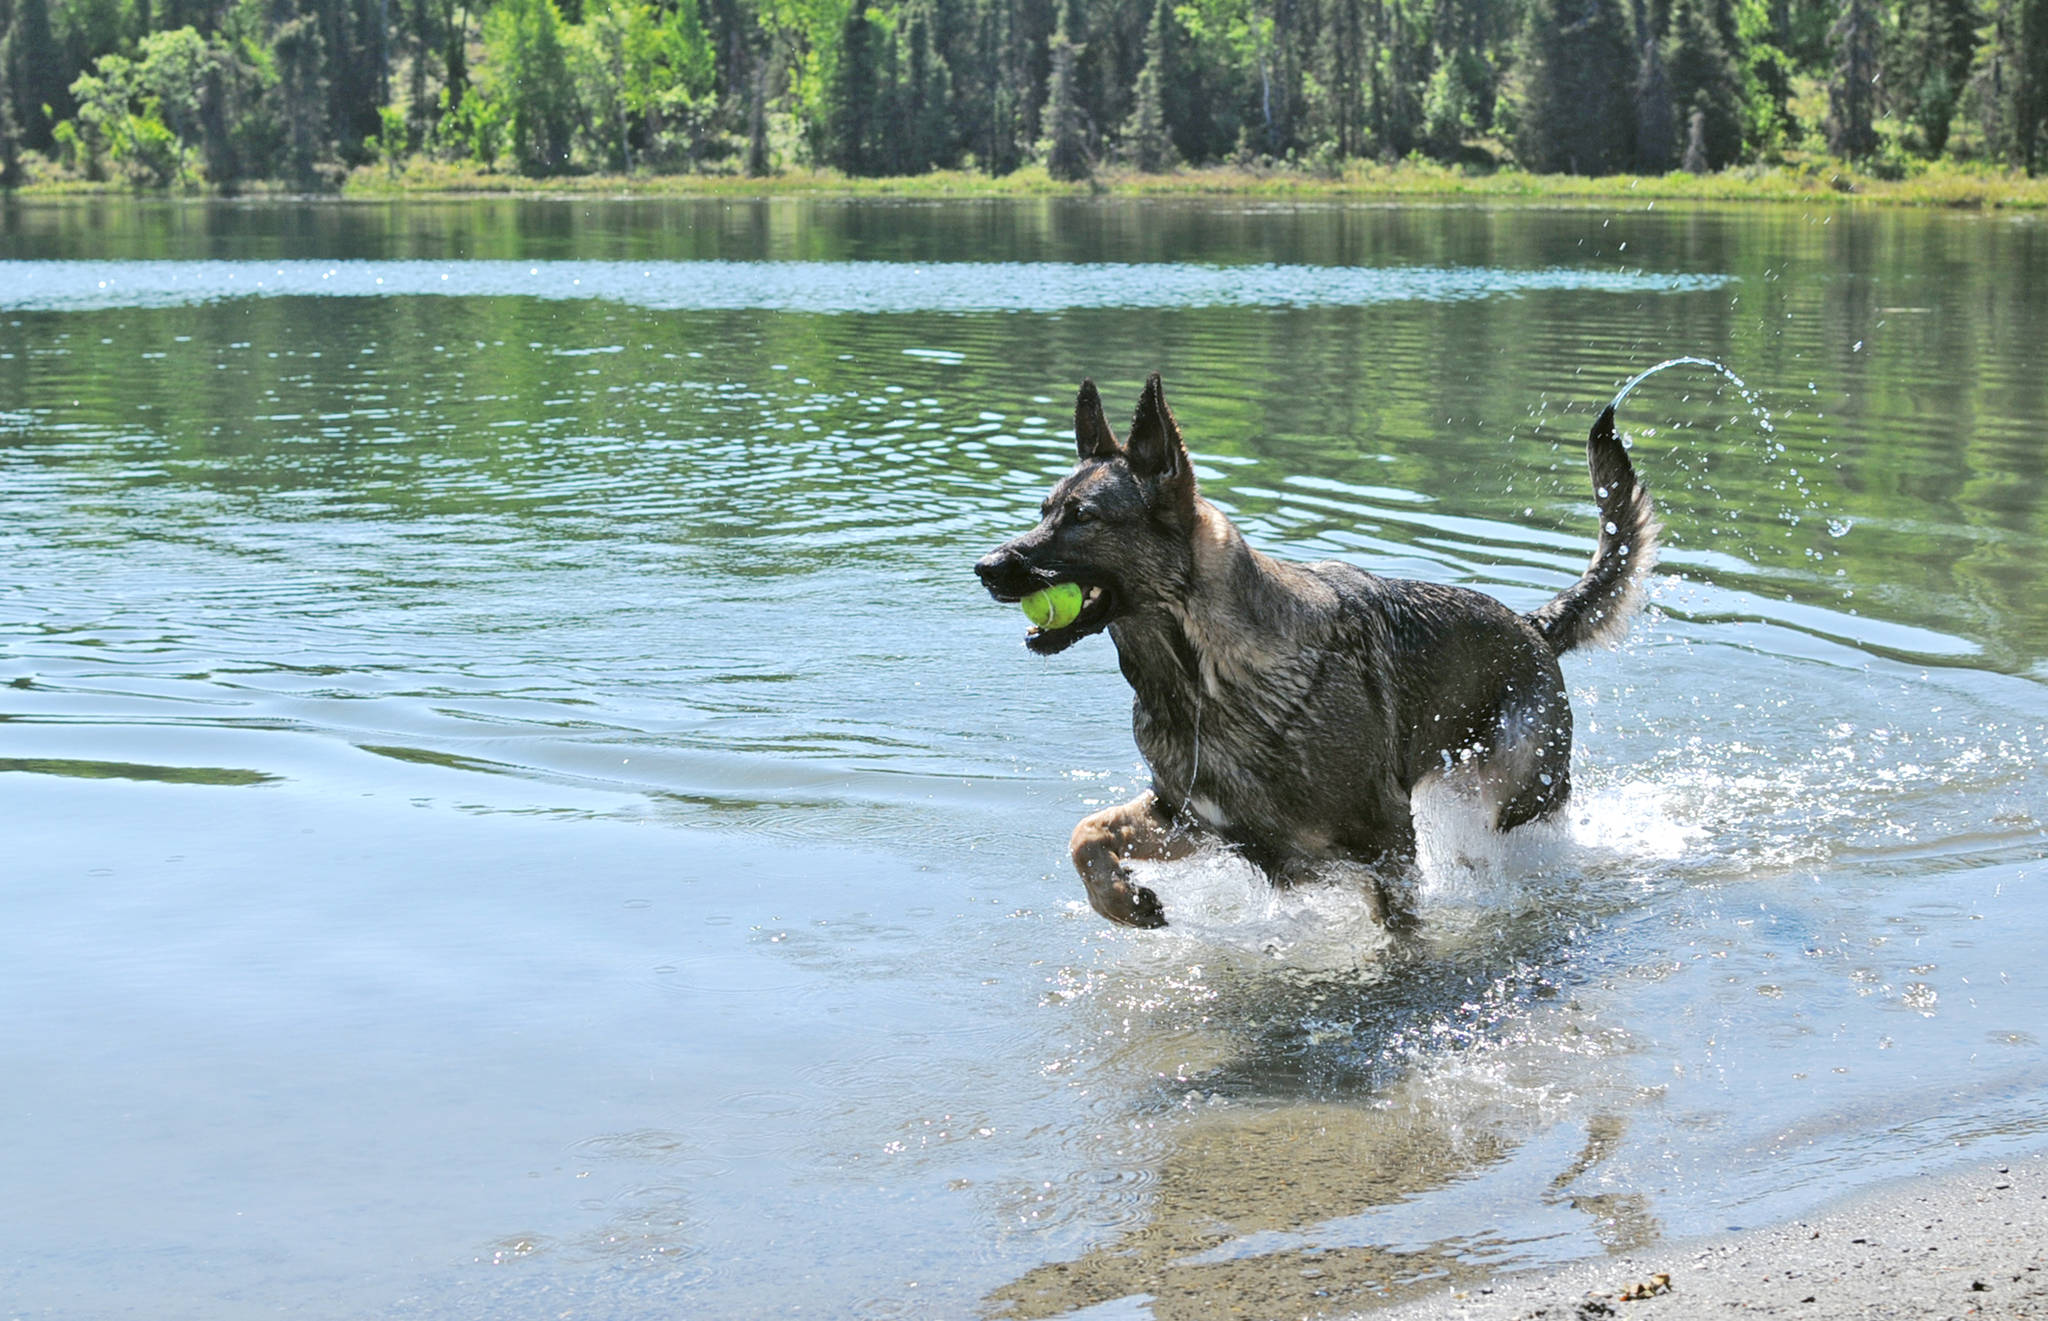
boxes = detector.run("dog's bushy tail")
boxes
[1528,405,1659,655]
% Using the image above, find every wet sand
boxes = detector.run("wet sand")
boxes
[1372,1154,2048,1321]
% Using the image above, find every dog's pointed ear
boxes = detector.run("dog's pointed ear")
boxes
[1074,379,1119,461]
[1126,373,1194,504]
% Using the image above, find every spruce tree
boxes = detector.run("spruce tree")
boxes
[902,2,952,171]
[2,0,61,151]
[1512,0,1634,173]
[1977,0,2047,169]
[1321,0,1366,157]
[1636,29,1678,169]
[2020,0,2048,171]
[272,0,331,187]
[1680,102,1709,168]
[971,0,1025,174]
[747,57,769,176]
[1367,0,1424,158]
[1884,0,1975,154]
[1663,0,1744,167]
[0,20,18,186]
[1734,0,1796,157]
[1825,0,1880,156]
[1122,0,1175,170]
[827,5,879,174]
[480,0,575,173]
[1040,0,1088,179]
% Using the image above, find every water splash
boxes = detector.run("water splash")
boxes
[1602,354,1854,582]
[1610,356,1775,437]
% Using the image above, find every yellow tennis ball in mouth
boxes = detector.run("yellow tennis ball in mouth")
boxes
[1020,582,1085,630]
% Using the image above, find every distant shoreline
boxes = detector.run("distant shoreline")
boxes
[10,159,2048,211]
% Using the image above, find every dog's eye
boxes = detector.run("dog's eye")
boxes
[1066,501,1094,525]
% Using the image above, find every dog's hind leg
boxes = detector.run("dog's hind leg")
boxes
[1069,791,1195,928]
[1487,686,1574,831]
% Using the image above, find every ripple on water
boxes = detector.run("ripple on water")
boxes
[0,259,1735,314]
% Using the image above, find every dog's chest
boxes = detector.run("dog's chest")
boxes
[1129,669,1343,841]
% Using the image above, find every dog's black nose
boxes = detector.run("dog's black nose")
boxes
[976,544,1038,598]
[974,547,1014,586]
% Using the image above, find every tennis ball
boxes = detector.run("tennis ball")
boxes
[1021,582,1085,630]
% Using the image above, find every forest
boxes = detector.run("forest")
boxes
[1,0,2044,188]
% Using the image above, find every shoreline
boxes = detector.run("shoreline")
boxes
[1370,1152,2048,1320]
[8,160,2048,211]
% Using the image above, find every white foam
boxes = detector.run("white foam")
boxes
[1111,775,1702,962]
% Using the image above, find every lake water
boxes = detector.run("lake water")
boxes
[3,196,2046,1320]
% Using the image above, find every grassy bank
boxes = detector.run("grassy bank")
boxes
[322,155,2048,209]
[10,154,2045,209]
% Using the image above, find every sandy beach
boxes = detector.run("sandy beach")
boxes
[1373,1154,2048,1320]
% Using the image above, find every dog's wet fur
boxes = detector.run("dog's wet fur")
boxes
[975,374,1658,928]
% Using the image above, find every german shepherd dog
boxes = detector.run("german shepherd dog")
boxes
[975,374,1657,928]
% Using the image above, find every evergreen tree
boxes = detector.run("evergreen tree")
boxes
[1511,0,1634,173]
[1882,0,1974,154]
[1422,48,1488,157]
[1319,0,1367,157]
[900,1,952,170]
[3,0,63,150]
[1680,101,1707,166]
[1733,0,1793,156]
[1040,0,1088,177]
[2024,0,2048,170]
[1824,0,1879,156]
[1370,0,1424,156]
[0,16,20,184]
[1979,0,2047,170]
[1633,0,1678,170]
[1663,0,1743,167]
[826,3,878,173]
[1426,0,1501,156]
[406,0,431,145]
[1121,0,1175,168]
[969,0,1026,173]
[442,0,469,113]
[271,0,330,185]
[478,0,574,173]
[746,54,769,174]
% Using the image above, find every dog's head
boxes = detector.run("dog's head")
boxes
[975,373,1198,654]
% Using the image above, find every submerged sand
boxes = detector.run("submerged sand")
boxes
[1371,1154,2048,1321]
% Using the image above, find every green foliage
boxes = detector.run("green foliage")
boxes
[1665,0,1746,166]
[3,0,64,150]
[1172,0,1260,159]
[1975,0,2048,170]
[1881,0,1973,154]
[825,2,880,171]
[477,0,576,173]
[60,26,219,185]
[1040,1,1089,178]
[1733,0,1795,154]
[437,80,506,165]
[365,100,407,170]
[568,0,717,168]
[271,0,329,186]
[1122,0,1177,168]
[1422,47,1487,155]
[1827,0,1881,156]
[1512,0,1635,173]
[15,0,2041,189]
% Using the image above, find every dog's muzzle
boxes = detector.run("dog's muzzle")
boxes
[975,540,1116,656]
[974,543,1040,601]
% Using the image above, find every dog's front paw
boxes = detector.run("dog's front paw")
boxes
[1127,883,1167,928]
[1088,873,1168,928]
